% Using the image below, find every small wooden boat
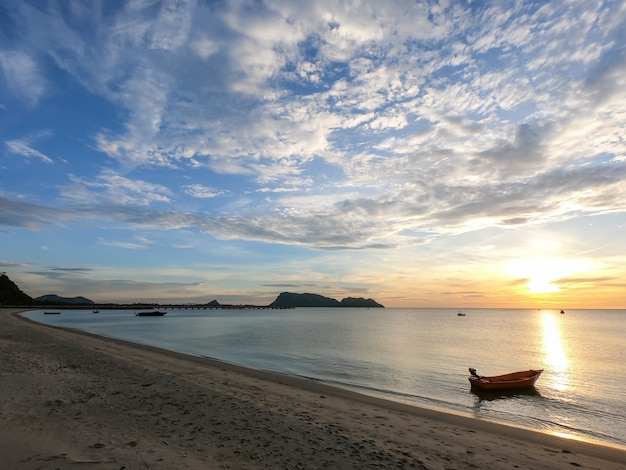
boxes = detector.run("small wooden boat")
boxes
[135,311,167,317]
[44,311,61,315]
[468,368,543,390]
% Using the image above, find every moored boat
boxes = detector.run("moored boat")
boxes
[135,311,167,317]
[44,311,61,315]
[468,368,543,391]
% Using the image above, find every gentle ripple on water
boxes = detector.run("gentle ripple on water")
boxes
[22,307,626,449]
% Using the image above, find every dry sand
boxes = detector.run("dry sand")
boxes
[1,308,624,470]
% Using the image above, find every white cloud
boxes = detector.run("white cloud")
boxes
[182,184,226,198]
[5,138,53,163]
[98,237,148,250]
[0,50,47,105]
[4,130,54,163]
[191,37,219,60]
[62,170,172,207]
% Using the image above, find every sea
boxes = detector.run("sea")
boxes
[22,307,626,450]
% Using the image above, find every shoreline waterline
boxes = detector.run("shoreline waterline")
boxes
[10,308,626,460]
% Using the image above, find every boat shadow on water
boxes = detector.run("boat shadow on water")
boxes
[470,385,544,418]
[470,386,542,402]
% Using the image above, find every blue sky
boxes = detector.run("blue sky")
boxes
[1,0,625,308]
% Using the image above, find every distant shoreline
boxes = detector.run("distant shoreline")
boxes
[1,272,384,309]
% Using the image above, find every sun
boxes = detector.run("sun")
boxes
[507,257,589,295]
[527,277,560,294]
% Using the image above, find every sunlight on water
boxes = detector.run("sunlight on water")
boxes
[541,313,570,392]
[551,431,579,441]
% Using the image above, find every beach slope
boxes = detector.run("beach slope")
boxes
[1,309,624,469]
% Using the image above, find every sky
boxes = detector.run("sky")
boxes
[1,0,625,309]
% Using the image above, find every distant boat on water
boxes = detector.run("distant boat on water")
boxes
[468,368,543,391]
[135,311,167,317]
[560,310,565,314]
[457,311,466,316]
[44,311,61,315]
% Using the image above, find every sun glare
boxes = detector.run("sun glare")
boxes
[528,279,560,294]
[507,257,589,295]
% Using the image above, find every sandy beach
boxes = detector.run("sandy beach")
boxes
[1,309,624,469]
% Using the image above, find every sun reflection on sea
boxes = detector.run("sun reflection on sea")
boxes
[541,313,570,392]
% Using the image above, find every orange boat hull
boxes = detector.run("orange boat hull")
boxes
[469,369,543,390]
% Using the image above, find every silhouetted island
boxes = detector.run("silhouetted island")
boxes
[0,274,384,310]
[35,294,95,305]
[269,292,384,308]
[0,273,34,305]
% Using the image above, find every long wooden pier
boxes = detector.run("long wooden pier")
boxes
[3,303,293,310]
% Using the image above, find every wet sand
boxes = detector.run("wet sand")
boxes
[1,308,624,469]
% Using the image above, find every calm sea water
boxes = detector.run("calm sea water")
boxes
[23,308,626,449]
